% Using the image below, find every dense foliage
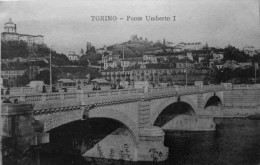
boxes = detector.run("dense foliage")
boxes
[1,41,51,59]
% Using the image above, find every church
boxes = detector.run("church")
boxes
[1,18,44,46]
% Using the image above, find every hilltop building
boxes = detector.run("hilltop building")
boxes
[243,46,257,57]
[129,34,150,44]
[1,18,44,46]
[67,51,80,61]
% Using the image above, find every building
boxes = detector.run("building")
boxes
[86,42,92,52]
[1,69,26,80]
[102,53,121,69]
[121,60,132,68]
[213,52,224,61]
[58,73,90,88]
[222,60,240,70]
[187,52,193,61]
[209,61,223,70]
[215,63,223,70]
[243,46,257,57]
[56,79,76,87]
[175,58,194,69]
[1,69,27,87]
[1,18,44,46]
[143,55,158,64]
[176,42,202,51]
[67,51,80,61]
[104,61,118,69]
[1,57,27,63]
[96,45,109,54]
[100,63,208,86]
[198,57,205,63]
[172,46,182,52]
[165,41,175,47]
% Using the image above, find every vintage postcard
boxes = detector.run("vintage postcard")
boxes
[1,0,260,165]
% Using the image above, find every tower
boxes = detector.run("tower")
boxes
[86,42,91,52]
[4,18,16,33]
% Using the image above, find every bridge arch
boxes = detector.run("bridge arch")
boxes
[88,108,139,145]
[35,108,85,133]
[36,107,139,145]
[151,96,197,126]
[203,93,222,109]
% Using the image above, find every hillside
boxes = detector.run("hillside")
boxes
[107,40,164,58]
[1,41,50,59]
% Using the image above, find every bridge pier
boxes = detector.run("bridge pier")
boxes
[138,126,168,161]
[83,97,168,162]
[83,126,168,162]
[137,97,168,161]
[1,103,49,162]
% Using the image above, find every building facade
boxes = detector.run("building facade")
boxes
[1,69,27,87]
[143,55,158,63]
[176,42,203,51]
[1,18,44,45]
[100,64,208,86]
[67,51,80,61]
[243,46,257,57]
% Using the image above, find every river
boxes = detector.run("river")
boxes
[3,118,260,165]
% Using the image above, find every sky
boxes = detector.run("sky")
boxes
[0,0,260,54]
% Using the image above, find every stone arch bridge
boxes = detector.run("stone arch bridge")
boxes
[4,85,230,161]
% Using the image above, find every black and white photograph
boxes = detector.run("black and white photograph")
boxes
[1,0,260,164]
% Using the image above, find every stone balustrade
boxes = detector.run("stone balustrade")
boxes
[7,84,259,105]
[2,86,37,94]
[231,84,260,89]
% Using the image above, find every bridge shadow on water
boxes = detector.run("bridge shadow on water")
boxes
[44,119,126,155]
[3,118,260,165]
[164,118,260,165]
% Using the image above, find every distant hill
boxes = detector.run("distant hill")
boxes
[107,40,164,58]
[1,40,71,66]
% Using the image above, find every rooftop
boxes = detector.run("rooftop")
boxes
[57,79,75,83]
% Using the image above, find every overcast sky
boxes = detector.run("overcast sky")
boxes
[0,0,260,54]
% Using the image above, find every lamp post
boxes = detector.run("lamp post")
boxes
[122,46,126,87]
[185,57,188,86]
[255,63,257,84]
[49,47,52,92]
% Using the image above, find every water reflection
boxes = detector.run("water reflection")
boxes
[165,118,260,165]
[2,118,260,165]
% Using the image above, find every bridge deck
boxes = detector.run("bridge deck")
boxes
[6,85,226,105]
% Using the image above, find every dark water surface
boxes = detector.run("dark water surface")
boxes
[3,118,260,165]
[165,118,260,165]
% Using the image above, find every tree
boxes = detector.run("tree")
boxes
[34,70,58,85]
[223,45,248,62]
[81,49,85,55]
[15,75,30,86]
[79,55,90,66]
[52,52,70,66]
[1,41,29,59]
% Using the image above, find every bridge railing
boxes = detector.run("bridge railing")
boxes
[231,84,260,89]
[3,87,37,95]
[23,94,43,102]
[6,85,232,104]
[7,88,146,103]
[201,85,225,92]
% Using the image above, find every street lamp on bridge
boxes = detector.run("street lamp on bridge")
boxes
[49,46,54,92]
